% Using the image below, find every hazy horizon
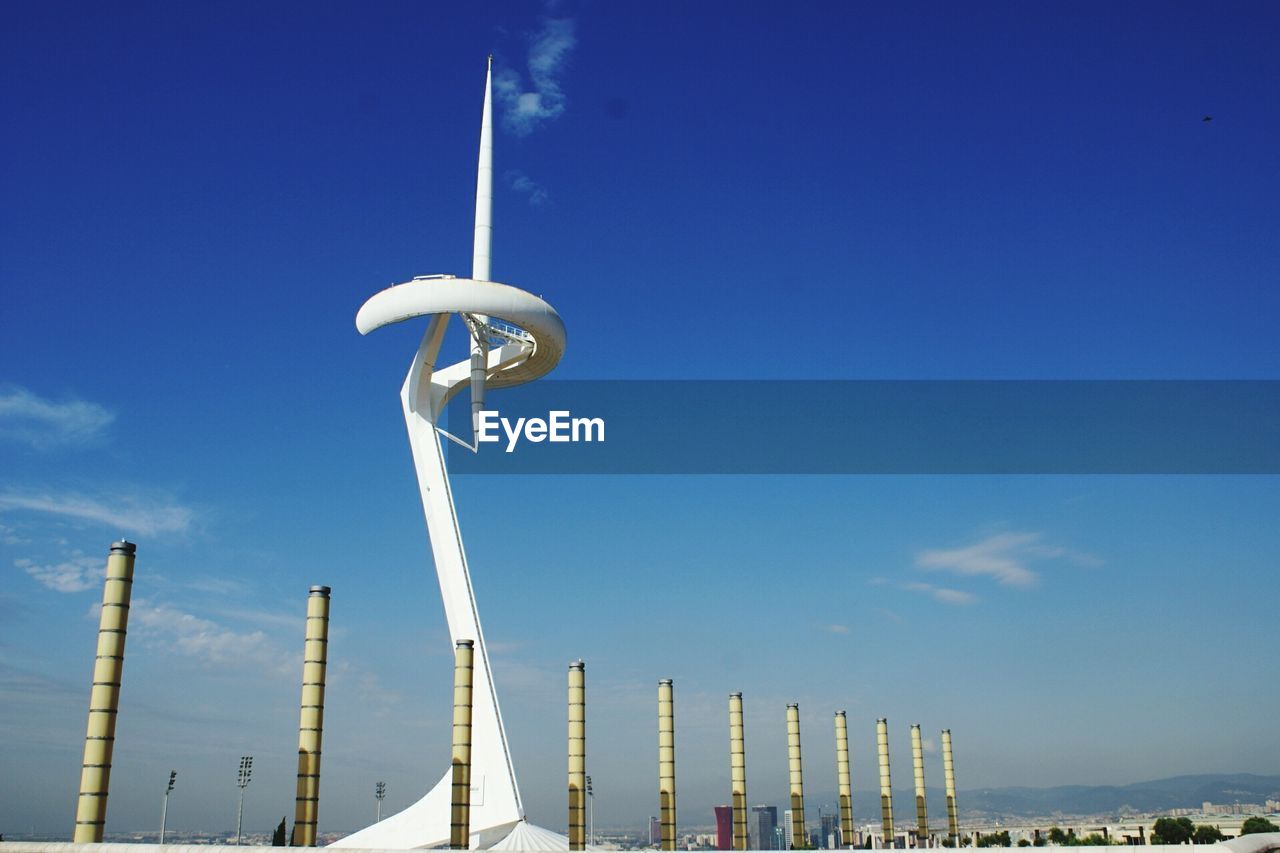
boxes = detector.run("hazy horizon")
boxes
[3,0,1278,841]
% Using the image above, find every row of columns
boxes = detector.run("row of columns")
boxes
[616,681,963,850]
[72,542,335,845]
[70,540,959,850]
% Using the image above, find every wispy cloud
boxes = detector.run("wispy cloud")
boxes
[915,530,1099,590]
[823,623,851,634]
[0,522,27,545]
[506,169,549,205]
[16,554,104,593]
[916,531,1044,587]
[495,16,576,136]
[903,581,977,606]
[0,488,193,536]
[0,385,114,449]
[131,600,291,674]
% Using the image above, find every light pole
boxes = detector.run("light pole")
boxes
[375,782,387,822]
[235,756,253,845]
[160,771,177,844]
[585,775,594,848]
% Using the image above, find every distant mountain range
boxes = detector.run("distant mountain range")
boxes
[954,774,1280,819]
[779,775,1280,822]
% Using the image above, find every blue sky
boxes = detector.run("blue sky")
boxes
[3,0,1279,839]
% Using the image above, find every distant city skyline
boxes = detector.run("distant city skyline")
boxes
[3,0,1279,841]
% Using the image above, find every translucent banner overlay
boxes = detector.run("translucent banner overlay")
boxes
[444,381,1280,475]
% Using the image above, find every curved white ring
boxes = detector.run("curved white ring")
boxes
[356,278,565,386]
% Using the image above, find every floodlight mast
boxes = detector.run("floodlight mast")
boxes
[332,58,565,851]
[160,770,177,844]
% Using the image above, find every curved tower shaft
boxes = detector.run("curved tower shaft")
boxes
[333,59,531,850]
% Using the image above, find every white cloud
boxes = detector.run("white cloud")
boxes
[0,488,192,536]
[16,554,105,593]
[0,385,114,449]
[131,600,291,674]
[916,531,1044,587]
[903,581,977,606]
[506,169,549,205]
[824,623,851,634]
[495,16,576,136]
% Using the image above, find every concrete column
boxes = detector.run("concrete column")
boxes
[911,724,928,845]
[291,585,331,846]
[450,640,475,850]
[729,693,748,851]
[658,679,676,851]
[941,730,959,846]
[835,711,854,849]
[787,704,806,850]
[877,718,894,849]
[568,661,586,851]
[73,541,136,843]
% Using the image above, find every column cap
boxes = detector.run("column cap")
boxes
[729,691,742,698]
[569,660,584,670]
[456,639,475,648]
[658,678,673,685]
[110,540,136,555]
[309,585,331,596]
[787,702,799,709]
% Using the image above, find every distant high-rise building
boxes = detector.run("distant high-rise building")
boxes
[715,806,733,850]
[751,806,778,851]
[650,816,661,847]
[821,812,840,848]
[784,810,796,850]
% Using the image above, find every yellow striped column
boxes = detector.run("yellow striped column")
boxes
[942,729,959,846]
[835,711,854,848]
[787,704,806,850]
[877,718,894,849]
[291,585,330,846]
[910,724,928,845]
[450,640,475,850]
[73,541,136,842]
[568,661,586,851]
[729,693,748,851]
[658,679,676,851]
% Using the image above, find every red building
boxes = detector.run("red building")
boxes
[715,805,733,850]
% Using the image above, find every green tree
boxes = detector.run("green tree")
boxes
[1018,840,1032,847]
[271,817,287,847]
[1048,828,1069,845]
[1077,833,1111,846]
[1152,817,1195,845]
[1193,825,1225,844]
[977,831,1012,847]
[1240,817,1279,835]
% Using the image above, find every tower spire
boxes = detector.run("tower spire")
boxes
[472,55,493,282]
